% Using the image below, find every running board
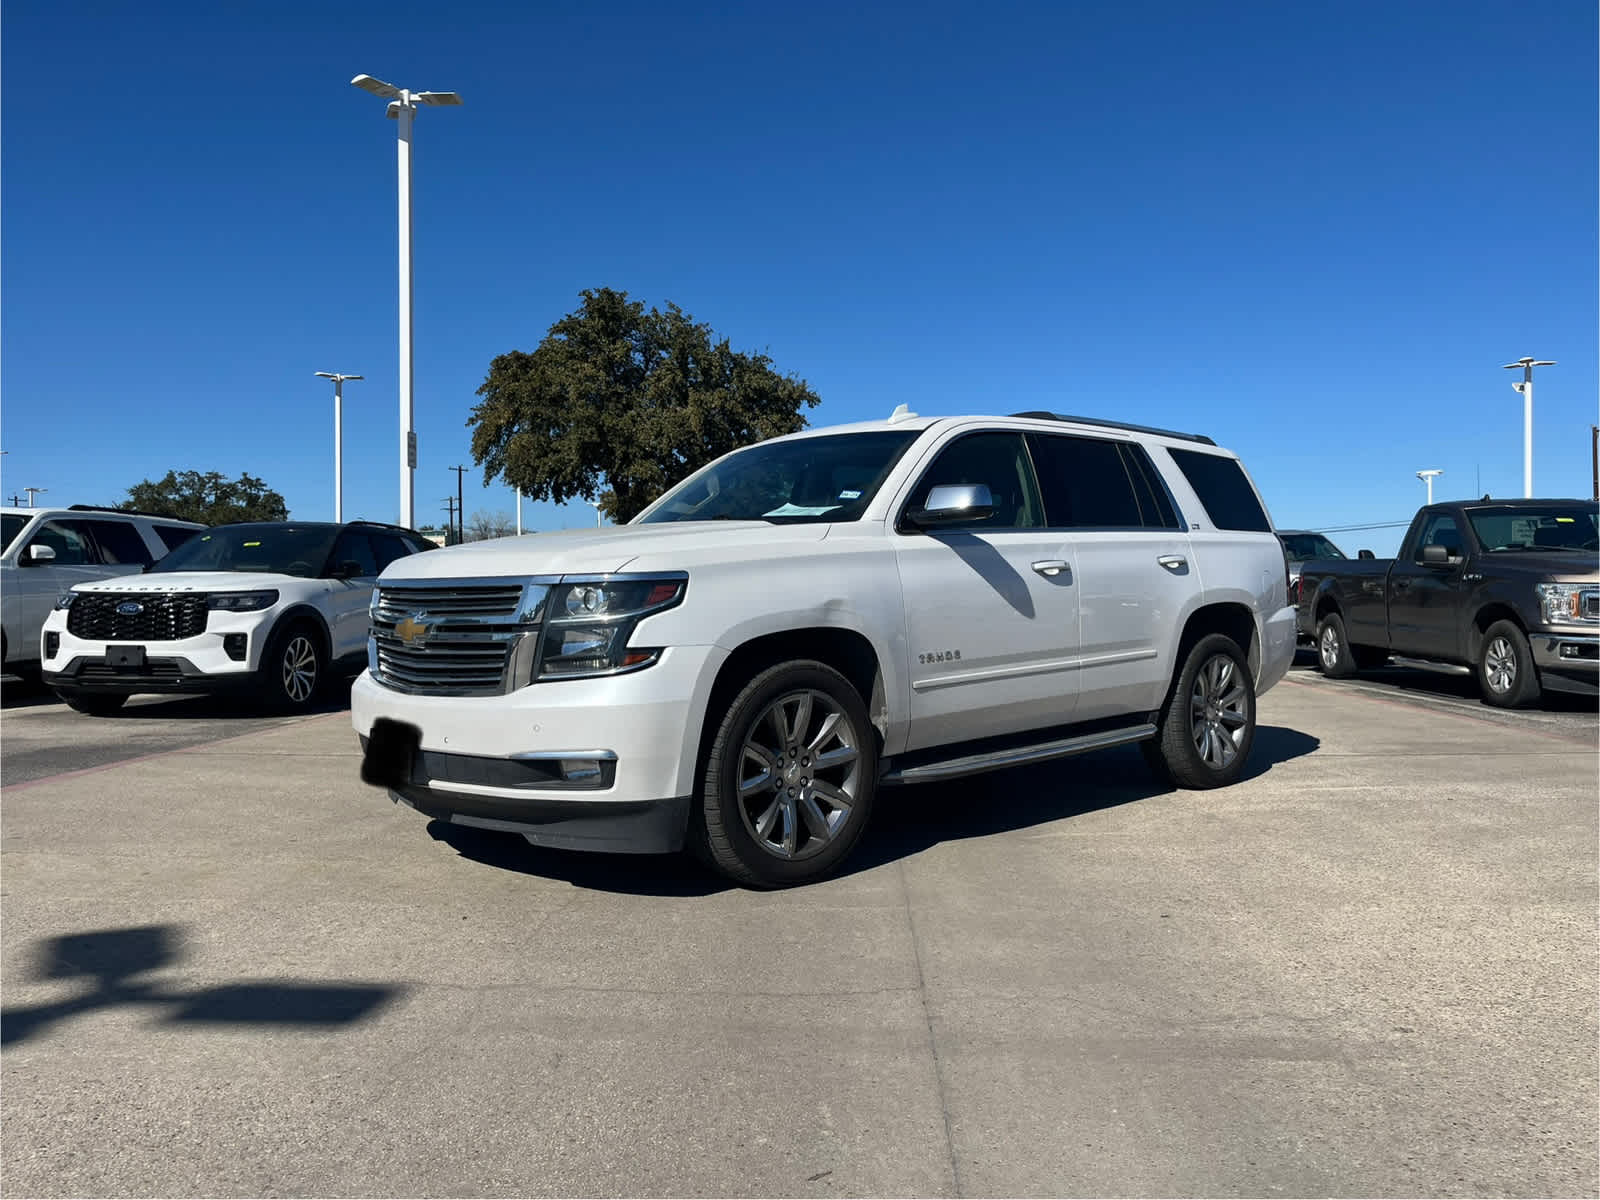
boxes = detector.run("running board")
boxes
[1389,656,1472,677]
[881,723,1157,786]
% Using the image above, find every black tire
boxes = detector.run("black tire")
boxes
[259,621,324,712]
[693,660,878,888]
[59,691,128,716]
[1142,632,1257,789]
[1477,619,1541,708]
[1315,612,1360,679]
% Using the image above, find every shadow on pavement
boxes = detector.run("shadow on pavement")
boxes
[1289,657,1596,713]
[0,925,403,1047]
[425,724,1320,894]
[0,675,356,718]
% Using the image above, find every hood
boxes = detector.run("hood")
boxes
[1478,549,1600,579]
[73,571,301,594]
[379,522,830,582]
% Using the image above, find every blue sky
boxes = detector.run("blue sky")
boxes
[3,0,1594,555]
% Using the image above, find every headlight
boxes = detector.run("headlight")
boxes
[207,590,279,612]
[539,577,685,678]
[53,592,77,610]
[1535,583,1595,625]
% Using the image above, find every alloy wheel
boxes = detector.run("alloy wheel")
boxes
[1189,653,1249,770]
[1484,636,1516,695]
[281,636,318,703]
[1319,624,1340,671]
[736,688,862,861]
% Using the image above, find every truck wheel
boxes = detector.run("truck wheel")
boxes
[1142,633,1256,789]
[260,621,324,712]
[59,691,128,716]
[694,660,877,888]
[1316,613,1360,678]
[1478,619,1540,708]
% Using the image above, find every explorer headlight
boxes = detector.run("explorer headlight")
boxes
[207,590,279,612]
[539,576,686,678]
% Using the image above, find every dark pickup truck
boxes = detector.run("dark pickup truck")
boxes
[1297,498,1598,706]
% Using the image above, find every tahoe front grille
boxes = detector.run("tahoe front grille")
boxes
[68,593,208,641]
[369,582,546,696]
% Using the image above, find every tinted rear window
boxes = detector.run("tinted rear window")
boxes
[1027,434,1182,529]
[1167,448,1271,532]
[154,524,202,553]
[88,520,155,566]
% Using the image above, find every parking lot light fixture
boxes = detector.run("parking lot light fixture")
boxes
[1416,469,1443,505]
[350,73,463,530]
[1502,357,1556,498]
[315,373,363,522]
[23,487,46,507]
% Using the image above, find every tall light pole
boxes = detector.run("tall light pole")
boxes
[584,500,603,528]
[351,73,463,530]
[314,372,363,522]
[1416,469,1443,505]
[23,487,46,508]
[1502,356,1555,498]
[515,488,522,535]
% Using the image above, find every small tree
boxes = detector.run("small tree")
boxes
[464,509,515,542]
[122,471,288,524]
[467,288,820,523]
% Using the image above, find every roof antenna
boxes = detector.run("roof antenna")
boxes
[887,403,917,423]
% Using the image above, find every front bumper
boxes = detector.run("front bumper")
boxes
[350,643,726,852]
[1531,631,1599,695]
[41,610,267,692]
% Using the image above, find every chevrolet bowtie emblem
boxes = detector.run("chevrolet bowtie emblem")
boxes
[395,613,431,648]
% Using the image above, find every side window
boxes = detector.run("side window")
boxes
[1119,444,1181,529]
[329,531,378,578]
[370,532,419,571]
[1416,513,1461,558]
[1166,448,1271,532]
[1027,434,1179,529]
[29,520,96,565]
[908,432,1042,530]
[154,524,202,553]
[88,520,155,566]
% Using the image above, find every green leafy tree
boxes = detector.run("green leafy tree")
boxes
[121,470,289,525]
[467,288,820,522]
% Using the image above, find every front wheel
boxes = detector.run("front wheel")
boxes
[1478,619,1540,708]
[693,660,878,888]
[260,622,324,712]
[1142,633,1257,789]
[59,690,129,716]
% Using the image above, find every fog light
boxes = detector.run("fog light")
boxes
[223,634,247,662]
[44,632,59,659]
[559,758,603,782]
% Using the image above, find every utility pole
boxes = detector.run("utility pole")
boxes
[1502,356,1555,498]
[441,497,457,544]
[449,464,467,545]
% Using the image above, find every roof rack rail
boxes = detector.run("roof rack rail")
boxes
[1009,411,1216,446]
[66,504,189,519]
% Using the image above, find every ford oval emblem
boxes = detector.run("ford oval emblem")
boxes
[116,601,144,616]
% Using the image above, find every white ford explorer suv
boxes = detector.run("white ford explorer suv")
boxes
[43,520,434,715]
[354,410,1296,887]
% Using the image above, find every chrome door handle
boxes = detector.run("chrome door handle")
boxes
[1157,555,1187,571]
[1031,559,1069,577]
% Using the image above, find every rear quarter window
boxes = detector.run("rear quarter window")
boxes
[89,520,156,566]
[154,524,203,553]
[1166,448,1271,532]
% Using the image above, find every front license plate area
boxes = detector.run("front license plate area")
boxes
[106,644,146,670]
[361,718,421,790]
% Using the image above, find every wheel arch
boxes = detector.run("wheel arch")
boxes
[1466,603,1525,664]
[1173,602,1259,684]
[263,605,333,664]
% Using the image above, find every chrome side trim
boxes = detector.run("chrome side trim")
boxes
[882,723,1157,785]
[509,749,619,762]
[912,648,1157,693]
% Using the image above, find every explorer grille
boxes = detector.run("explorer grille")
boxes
[68,593,208,641]
[370,583,545,696]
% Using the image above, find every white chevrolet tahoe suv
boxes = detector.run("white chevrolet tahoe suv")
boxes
[354,410,1296,887]
[43,520,434,715]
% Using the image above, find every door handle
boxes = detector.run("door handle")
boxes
[1031,559,1069,578]
[1157,555,1187,572]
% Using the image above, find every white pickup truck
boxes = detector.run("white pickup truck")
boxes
[354,409,1296,887]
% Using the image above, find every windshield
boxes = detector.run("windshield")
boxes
[1279,532,1346,561]
[637,430,921,524]
[2,514,29,555]
[148,524,340,576]
[1466,504,1599,553]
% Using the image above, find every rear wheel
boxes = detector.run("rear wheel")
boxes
[59,691,128,716]
[1316,613,1360,678]
[1142,633,1256,789]
[1478,619,1540,708]
[260,621,324,712]
[693,660,877,888]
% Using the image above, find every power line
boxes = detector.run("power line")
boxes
[1305,520,1414,533]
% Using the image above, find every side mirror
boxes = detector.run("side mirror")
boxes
[906,483,995,529]
[22,544,57,566]
[1357,549,1375,560]
[1420,543,1451,566]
